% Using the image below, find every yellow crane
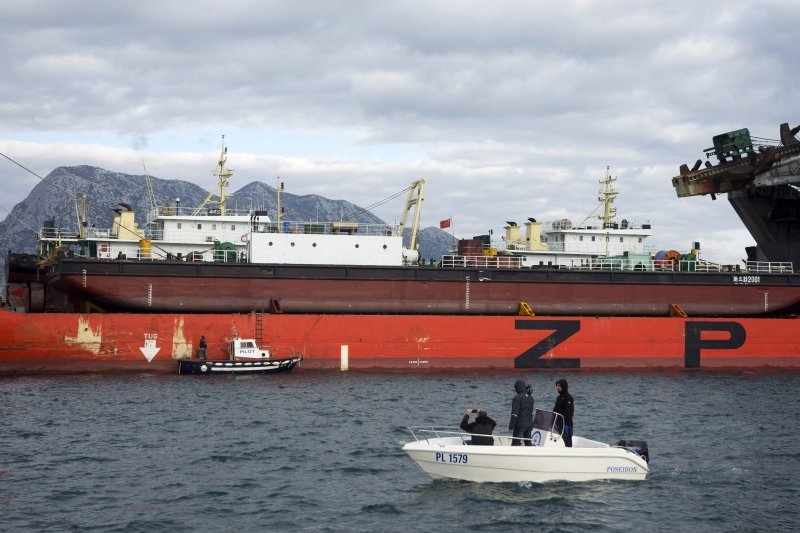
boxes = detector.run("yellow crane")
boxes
[395,179,425,254]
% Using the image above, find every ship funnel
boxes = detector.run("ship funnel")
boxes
[505,223,521,244]
[523,219,548,251]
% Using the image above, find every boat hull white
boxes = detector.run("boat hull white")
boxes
[402,436,648,483]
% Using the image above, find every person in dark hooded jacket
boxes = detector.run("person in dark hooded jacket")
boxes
[553,378,574,447]
[460,409,496,445]
[508,379,534,446]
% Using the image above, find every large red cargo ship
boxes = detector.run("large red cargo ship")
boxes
[2,123,799,373]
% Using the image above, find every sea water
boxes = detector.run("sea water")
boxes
[1,370,798,532]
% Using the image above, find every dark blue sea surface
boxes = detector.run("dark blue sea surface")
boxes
[1,370,799,532]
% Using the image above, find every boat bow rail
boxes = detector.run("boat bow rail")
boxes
[405,427,470,445]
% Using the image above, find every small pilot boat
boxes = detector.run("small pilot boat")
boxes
[178,337,302,375]
[402,409,649,483]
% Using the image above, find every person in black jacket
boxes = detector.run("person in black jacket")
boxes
[553,378,574,447]
[508,379,534,446]
[198,335,208,359]
[460,408,496,445]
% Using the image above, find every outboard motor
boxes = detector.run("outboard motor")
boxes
[617,440,649,463]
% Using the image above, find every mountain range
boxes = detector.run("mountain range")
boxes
[0,166,456,286]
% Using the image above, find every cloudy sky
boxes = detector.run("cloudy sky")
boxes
[1,0,797,264]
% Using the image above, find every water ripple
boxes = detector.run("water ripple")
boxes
[1,371,799,531]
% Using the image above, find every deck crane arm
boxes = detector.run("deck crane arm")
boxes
[395,179,426,253]
[143,162,158,217]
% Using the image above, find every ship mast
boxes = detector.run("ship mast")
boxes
[599,166,618,256]
[578,166,618,228]
[577,166,618,257]
[599,165,618,228]
[193,135,235,216]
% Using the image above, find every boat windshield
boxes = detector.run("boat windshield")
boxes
[532,409,565,434]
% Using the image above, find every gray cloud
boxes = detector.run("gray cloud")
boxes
[0,0,798,264]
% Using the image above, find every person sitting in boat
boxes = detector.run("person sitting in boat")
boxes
[460,408,496,446]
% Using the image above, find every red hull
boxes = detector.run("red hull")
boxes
[49,259,800,316]
[1,309,799,374]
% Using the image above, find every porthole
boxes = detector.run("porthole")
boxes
[269,242,273,246]
[312,243,317,247]
[355,244,359,248]
[291,242,295,247]
[383,245,387,249]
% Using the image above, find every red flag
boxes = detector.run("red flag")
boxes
[439,218,451,229]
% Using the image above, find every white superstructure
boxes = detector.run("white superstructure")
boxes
[501,217,652,269]
[248,221,409,266]
[39,138,426,268]
[39,136,268,262]
[443,166,655,270]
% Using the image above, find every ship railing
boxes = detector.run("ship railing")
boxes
[744,261,794,273]
[95,246,244,264]
[39,227,128,240]
[582,259,795,273]
[440,255,523,268]
[252,221,395,237]
[542,219,652,232]
[405,427,473,446]
[149,206,257,219]
[38,227,81,240]
[561,259,732,272]
[86,228,112,238]
[405,426,543,447]
[518,242,651,255]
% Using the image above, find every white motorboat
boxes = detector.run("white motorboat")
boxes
[402,409,649,483]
